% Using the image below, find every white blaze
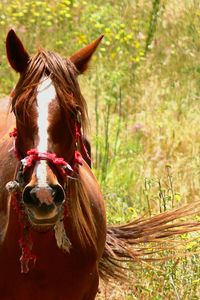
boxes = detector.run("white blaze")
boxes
[36,77,56,189]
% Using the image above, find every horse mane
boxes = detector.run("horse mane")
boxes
[11,49,89,133]
[68,175,97,252]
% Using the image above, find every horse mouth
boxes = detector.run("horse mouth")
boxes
[26,207,61,227]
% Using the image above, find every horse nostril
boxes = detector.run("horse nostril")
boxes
[23,186,39,205]
[22,186,37,204]
[51,184,65,204]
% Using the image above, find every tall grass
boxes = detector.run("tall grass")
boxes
[0,0,200,298]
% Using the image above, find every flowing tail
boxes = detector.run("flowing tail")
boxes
[99,202,200,279]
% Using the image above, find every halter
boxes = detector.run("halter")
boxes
[8,112,90,186]
[6,112,91,273]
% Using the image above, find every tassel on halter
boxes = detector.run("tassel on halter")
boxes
[54,219,71,253]
[19,226,36,274]
[10,193,36,274]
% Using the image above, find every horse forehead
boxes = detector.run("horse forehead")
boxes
[36,77,57,122]
[36,77,57,151]
[35,77,57,185]
[37,77,56,103]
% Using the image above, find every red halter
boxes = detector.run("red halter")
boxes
[8,115,91,273]
[9,120,90,176]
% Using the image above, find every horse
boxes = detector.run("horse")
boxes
[0,30,200,300]
[0,29,106,300]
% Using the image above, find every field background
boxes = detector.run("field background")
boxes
[0,0,200,299]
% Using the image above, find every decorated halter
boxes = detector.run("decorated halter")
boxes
[6,111,91,273]
[8,111,90,188]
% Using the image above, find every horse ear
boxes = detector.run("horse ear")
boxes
[70,35,104,74]
[6,29,29,73]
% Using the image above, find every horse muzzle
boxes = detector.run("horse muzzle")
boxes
[22,184,65,227]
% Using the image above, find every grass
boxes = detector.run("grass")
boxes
[97,253,200,299]
[0,0,200,298]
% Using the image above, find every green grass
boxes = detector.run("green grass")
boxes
[0,0,200,298]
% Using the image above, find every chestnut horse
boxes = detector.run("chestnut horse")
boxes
[0,30,200,300]
[0,30,106,300]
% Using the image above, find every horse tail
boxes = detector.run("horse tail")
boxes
[99,202,200,280]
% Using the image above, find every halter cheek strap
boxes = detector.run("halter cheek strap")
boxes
[9,128,21,160]
[75,112,91,164]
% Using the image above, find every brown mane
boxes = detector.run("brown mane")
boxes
[11,49,88,133]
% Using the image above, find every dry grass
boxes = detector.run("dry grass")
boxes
[0,0,200,299]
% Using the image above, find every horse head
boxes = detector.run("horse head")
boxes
[6,29,103,230]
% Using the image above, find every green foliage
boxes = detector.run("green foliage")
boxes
[0,0,146,94]
[0,0,200,298]
[145,0,161,53]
